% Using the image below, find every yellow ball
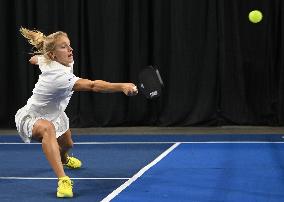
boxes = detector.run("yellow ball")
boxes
[249,10,263,23]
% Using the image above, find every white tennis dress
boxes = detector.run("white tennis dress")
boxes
[15,56,80,143]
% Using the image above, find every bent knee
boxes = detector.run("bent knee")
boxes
[32,120,56,140]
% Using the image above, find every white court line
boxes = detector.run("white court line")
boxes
[0,141,284,145]
[76,141,284,144]
[101,142,181,202]
[0,177,130,180]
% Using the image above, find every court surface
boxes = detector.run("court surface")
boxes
[1,133,284,201]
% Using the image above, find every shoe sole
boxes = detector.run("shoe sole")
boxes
[63,164,82,169]
[57,192,73,198]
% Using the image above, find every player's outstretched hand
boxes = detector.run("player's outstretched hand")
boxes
[122,83,138,96]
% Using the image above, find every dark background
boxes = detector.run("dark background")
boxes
[0,0,283,128]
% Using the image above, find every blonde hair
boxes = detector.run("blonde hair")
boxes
[20,27,68,57]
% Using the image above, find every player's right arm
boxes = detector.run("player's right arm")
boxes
[73,79,138,96]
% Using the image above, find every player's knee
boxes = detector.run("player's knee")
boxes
[33,120,55,139]
[40,122,54,134]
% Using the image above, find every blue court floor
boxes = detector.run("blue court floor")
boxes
[0,134,284,201]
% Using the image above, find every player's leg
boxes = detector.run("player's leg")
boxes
[32,119,66,177]
[32,119,73,198]
[57,129,73,164]
[57,129,82,169]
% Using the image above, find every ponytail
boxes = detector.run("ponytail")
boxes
[20,27,46,54]
[20,27,68,58]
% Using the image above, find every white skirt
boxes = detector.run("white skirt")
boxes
[15,105,69,143]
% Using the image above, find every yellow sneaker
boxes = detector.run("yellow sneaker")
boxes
[63,156,82,169]
[57,176,73,198]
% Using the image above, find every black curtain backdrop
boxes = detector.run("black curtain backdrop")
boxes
[0,0,283,128]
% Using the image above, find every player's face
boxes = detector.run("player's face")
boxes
[52,36,73,67]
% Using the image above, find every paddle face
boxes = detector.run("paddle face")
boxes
[138,66,164,99]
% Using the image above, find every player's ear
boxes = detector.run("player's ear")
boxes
[47,51,56,60]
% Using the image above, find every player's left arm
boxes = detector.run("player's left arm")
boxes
[29,55,38,65]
